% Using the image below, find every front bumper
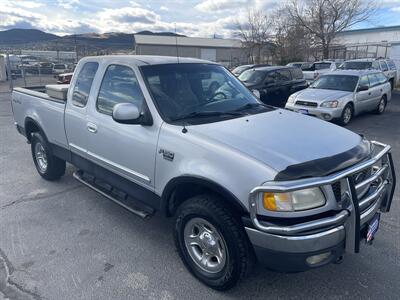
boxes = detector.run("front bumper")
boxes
[285,102,343,121]
[245,141,395,272]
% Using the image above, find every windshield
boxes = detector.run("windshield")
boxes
[340,61,372,70]
[238,69,265,85]
[232,65,251,75]
[141,63,271,124]
[310,75,358,92]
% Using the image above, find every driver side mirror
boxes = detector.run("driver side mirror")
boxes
[112,102,152,125]
[357,85,369,92]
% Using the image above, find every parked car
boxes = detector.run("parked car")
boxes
[339,58,397,90]
[12,56,396,290]
[286,62,306,68]
[302,61,337,83]
[285,70,392,125]
[239,66,308,107]
[231,63,270,77]
[52,63,69,75]
[57,72,73,84]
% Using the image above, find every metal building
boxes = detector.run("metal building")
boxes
[332,25,400,63]
[133,34,246,67]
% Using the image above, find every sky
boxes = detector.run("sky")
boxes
[0,0,400,37]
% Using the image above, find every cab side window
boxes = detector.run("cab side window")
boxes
[276,69,292,81]
[368,74,380,87]
[290,68,303,79]
[371,61,380,70]
[358,75,369,88]
[376,73,388,84]
[380,61,389,72]
[71,62,99,107]
[96,64,145,115]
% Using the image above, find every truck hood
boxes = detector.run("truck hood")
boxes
[294,88,352,103]
[189,109,368,176]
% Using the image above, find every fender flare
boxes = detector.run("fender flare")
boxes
[24,117,49,144]
[161,175,248,217]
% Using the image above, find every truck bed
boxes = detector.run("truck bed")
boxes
[12,86,69,148]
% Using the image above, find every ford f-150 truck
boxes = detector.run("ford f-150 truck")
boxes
[11,55,396,290]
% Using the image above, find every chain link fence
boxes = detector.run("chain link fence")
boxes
[0,50,77,93]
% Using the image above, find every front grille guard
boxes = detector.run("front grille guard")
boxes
[248,141,396,254]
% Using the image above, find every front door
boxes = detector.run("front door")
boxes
[86,64,158,190]
[355,75,371,113]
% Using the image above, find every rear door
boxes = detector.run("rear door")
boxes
[65,61,99,157]
[85,63,158,190]
[366,73,382,110]
[355,75,370,113]
[275,68,293,106]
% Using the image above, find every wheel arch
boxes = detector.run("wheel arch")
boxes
[24,117,48,143]
[161,176,248,218]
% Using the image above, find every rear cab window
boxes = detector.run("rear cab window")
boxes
[96,64,145,115]
[71,62,99,107]
[376,73,388,84]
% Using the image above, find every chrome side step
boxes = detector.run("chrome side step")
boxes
[73,170,154,219]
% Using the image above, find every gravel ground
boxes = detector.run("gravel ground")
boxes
[0,90,399,300]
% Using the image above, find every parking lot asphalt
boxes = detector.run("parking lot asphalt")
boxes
[0,90,399,300]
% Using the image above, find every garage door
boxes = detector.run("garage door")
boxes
[200,48,217,62]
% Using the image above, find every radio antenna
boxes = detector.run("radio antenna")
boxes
[174,23,180,63]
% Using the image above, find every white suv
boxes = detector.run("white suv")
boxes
[339,58,397,90]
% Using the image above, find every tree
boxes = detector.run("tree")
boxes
[271,8,312,64]
[286,0,375,59]
[235,9,272,64]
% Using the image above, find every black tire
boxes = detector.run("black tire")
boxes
[375,96,387,114]
[338,104,353,126]
[31,132,66,180]
[174,194,254,290]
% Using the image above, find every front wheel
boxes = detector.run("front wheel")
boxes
[375,96,387,114]
[31,132,66,180]
[174,194,254,290]
[338,104,353,126]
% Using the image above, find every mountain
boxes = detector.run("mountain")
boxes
[0,29,185,53]
[0,29,59,44]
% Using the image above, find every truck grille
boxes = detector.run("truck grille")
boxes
[295,100,318,107]
[332,164,387,213]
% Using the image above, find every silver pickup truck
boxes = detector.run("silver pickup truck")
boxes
[11,55,396,290]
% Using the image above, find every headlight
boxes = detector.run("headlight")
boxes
[287,95,295,103]
[320,100,339,108]
[262,187,326,212]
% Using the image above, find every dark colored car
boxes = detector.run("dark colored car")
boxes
[231,63,271,77]
[239,66,308,107]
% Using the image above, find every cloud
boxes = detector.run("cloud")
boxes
[14,1,44,9]
[160,6,169,11]
[195,0,247,12]
[56,0,80,10]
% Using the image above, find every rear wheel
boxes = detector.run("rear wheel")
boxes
[338,104,353,126]
[174,194,254,290]
[31,132,66,180]
[375,96,387,114]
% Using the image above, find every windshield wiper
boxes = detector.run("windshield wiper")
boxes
[171,111,245,122]
[232,103,265,112]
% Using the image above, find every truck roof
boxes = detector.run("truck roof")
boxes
[79,55,215,66]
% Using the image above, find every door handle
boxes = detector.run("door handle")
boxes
[87,123,97,133]
[368,92,371,95]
